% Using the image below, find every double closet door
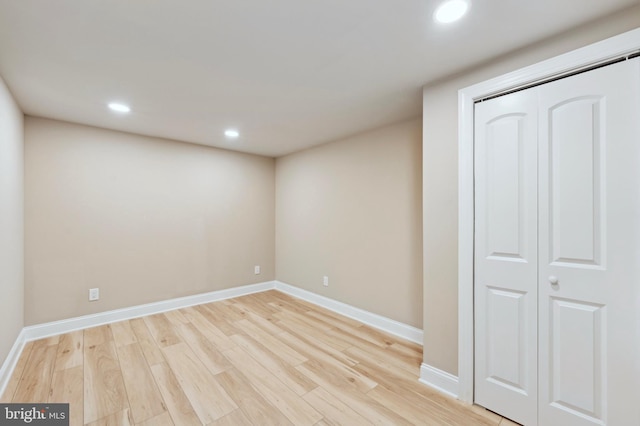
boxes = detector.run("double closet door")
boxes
[474,58,640,426]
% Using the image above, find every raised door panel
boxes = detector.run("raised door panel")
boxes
[485,287,529,394]
[549,298,605,421]
[548,97,605,267]
[484,115,527,261]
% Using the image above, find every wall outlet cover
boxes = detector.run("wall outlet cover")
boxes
[89,288,100,301]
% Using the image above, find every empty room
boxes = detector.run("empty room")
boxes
[1,1,639,425]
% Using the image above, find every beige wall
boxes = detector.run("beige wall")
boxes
[0,76,24,365]
[422,6,640,375]
[25,117,275,325]
[276,118,422,327]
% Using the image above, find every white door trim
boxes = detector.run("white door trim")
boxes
[457,27,640,404]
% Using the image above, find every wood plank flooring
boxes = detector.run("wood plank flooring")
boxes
[1,290,517,425]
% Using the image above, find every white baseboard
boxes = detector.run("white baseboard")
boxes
[22,281,276,342]
[274,280,423,344]
[419,362,459,399]
[0,329,28,399]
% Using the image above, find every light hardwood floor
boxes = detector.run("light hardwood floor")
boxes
[1,290,518,425]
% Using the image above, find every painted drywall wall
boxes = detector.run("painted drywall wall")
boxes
[0,76,24,365]
[422,6,640,375]
[276,118,422,327]
[25,117,275,325]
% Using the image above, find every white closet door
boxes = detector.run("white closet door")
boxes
[474,88,539,426]
[538,59,640,426]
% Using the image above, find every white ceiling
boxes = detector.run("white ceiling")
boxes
[0,0,637,156]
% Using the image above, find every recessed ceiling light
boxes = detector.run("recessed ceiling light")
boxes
[434,0,469,24]
[224,129,240,138]
[108,102,131,113]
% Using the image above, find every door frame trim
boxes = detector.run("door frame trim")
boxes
[457,27,640,404]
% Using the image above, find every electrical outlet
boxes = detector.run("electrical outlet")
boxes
[254,265,261,275]
[323,276,329,287]
[89,288,100,301]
